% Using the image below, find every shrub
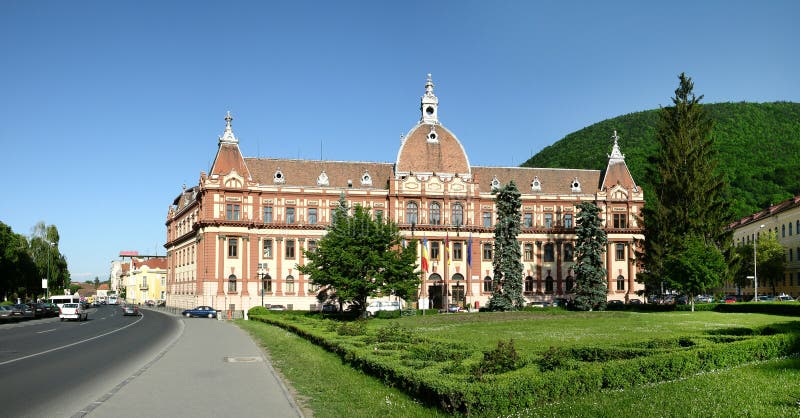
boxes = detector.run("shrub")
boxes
[337,320,367,336]
[473,339,525,379]
[374,310,401,319]
[248,306,269,316]
[375,322,416,343]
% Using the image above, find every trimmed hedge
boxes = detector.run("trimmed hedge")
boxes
[251,314,800,415]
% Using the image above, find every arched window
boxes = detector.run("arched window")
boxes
[406,202,418,225]
[524,276,534,292]
[452,202,463,226]
[616,275,625,291]
[285,275,295,293]
[565,276,574,292]
[544,243,555,262]
[545,276,554,294]
[228,274,237,292]
[262,274,272,293]
[563,243,574,261]
[429,202,441,225]
[483,276,493,292]
[429,273,442,282]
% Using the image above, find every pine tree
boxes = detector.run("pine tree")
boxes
[487,181,525,311]
[573,202,608,311]
[639,73,733,295]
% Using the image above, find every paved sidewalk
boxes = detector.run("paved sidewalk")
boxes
[83,313,303,418]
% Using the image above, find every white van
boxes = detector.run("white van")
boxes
[366,301,402,316]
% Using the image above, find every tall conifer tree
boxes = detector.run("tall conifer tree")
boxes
[487,181,525,311]
[639,73,733,294]
[573,202,608,311]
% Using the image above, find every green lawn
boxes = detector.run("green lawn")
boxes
[238,310,800,417]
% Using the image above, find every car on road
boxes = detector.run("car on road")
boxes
[268,304,286,311]
[776,295,795,302]
[724,295,737,303]
[14,304,35,319]
[182,306,217,318]
[59,303,88,321]
[122,305,140,316]
[0,305,15,322]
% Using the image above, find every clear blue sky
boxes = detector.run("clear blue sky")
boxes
[1,1,798,282]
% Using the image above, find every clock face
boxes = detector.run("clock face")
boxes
[426,106,434,115]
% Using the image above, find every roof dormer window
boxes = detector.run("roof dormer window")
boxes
[491,175,500,190]
[273,169,286,184]
[361,170,372,186]
[317,171,329,186]
[571,177,581,193]
[531,176,542,192]
[426,125,439,143]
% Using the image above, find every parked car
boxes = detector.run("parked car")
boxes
[144,300,155,307]
[724,296,737,303]
[446,304,464,313]
[122,305,140,316]
[14,304,35,319]
[695,295,713,303]
[40,303,59,317]
[181,306,218,318]
[268,304,286,311]
[59,303,88,321]
[26,302,46,318]
[0,305,15,322]
[757,295,775,302]
[776,295,794,302]
[528,301,552,308]
[321,304,338,313]
[366,301,401,316]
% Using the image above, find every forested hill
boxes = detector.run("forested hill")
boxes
[521,102,800,219]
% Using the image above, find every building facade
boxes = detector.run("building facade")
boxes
[124,258,167,305]
[723,195,800,298]
[165,75,645,311]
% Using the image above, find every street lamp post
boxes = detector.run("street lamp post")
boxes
[754,224,765,302]
[258,267,267,308]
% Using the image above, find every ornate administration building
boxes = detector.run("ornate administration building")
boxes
[165,76,645,311]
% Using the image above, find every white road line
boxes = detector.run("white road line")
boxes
[36,328,57,334]
[0,313,145,366]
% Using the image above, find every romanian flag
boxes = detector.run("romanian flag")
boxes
[421,236,429,272]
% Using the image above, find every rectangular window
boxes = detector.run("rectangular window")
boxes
[524,243,533,261]
[523,213,533,228]
[615,243,625,261]
[564,214,573,228]
[141,276,147,287]
[453,242,462,260]
[308,208,317,225]
[286,239,295,258]
[286,208,295,224]
[483,211,492,227]
[375,210,384,220]
[431,242,440,260]
[483,277,493,292]
[308,240,317,254]
[263,206,273,223]
[228,278,237,293]
[226,204,240,220]
[228,237,238,258]
[263,239,273,258]
[483,243,493,260]
[614,214,627,229]
[544,213,553,228]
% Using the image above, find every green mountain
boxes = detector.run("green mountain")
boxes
[522,102,800,219]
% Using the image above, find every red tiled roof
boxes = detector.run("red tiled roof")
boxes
[245,158,394,189]
[396,123,470,175]
[472,166,601,194]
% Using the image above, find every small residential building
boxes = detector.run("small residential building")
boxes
[125,258,168,304]
[724,195,800,298]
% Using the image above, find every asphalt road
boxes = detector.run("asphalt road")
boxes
[0,305,181,417]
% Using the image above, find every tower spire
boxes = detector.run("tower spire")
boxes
[608,130,625,163]
[219,111,239,144]
[420,73,439,124]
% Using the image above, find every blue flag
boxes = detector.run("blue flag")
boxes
[466,233,472,267]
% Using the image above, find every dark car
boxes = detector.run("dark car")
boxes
[182,306,217,318]
[26,303,46,318]
[13,304,34,319]
[122,305,140,316]
[0,305,15,322]
[40,303,59,317]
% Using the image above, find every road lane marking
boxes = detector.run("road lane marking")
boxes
[0,314,145,366]
[36,328,57,334]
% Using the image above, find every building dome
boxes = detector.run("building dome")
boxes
[395,75,471,177]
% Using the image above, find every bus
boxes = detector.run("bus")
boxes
[49,294,81,309]
[108,296,118,305]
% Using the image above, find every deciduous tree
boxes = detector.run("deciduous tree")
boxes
[298,195,419,317]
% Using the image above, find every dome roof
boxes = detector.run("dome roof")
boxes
[395,74,471,176]
[395,122,470,175]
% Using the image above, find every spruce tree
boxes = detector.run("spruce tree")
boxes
[487,181,525,311]
[639,73,733,295]
[573,202,608,311]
